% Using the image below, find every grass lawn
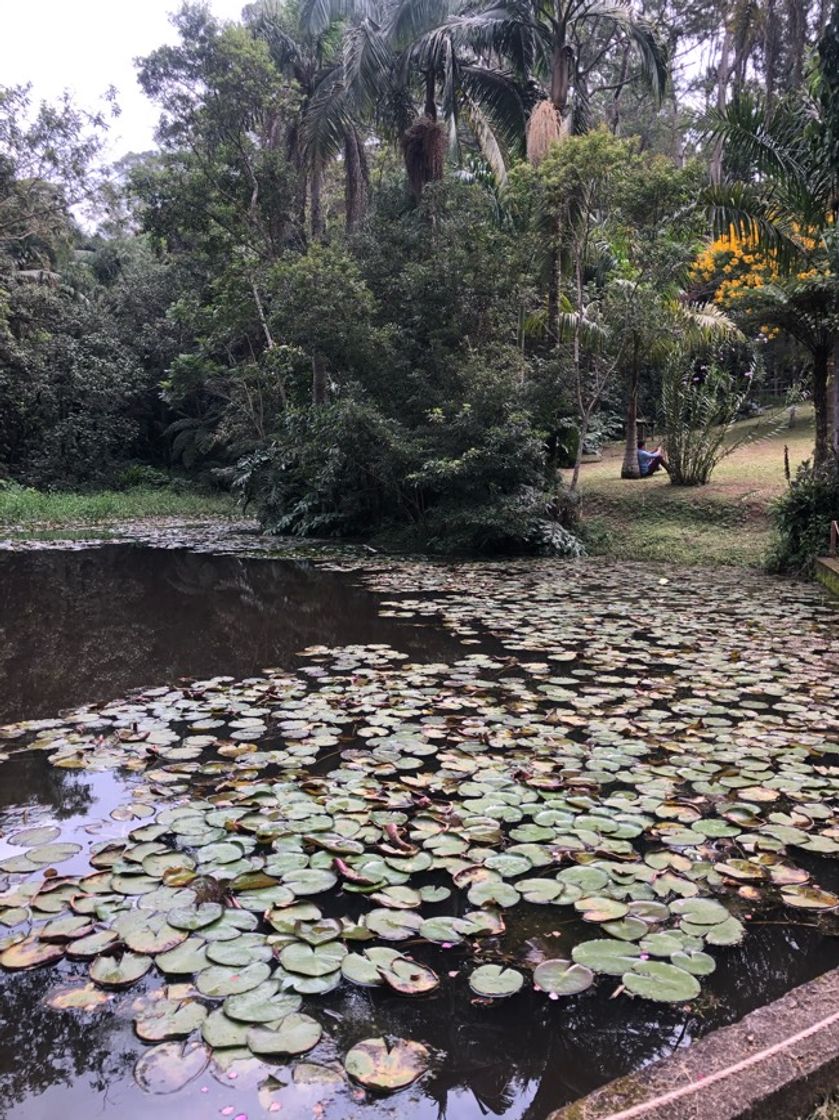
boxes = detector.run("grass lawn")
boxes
[0,486,237,529]
[573,405,816,568]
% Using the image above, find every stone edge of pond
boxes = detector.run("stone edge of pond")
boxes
[548,966,839,1120]
[816,557,839,598]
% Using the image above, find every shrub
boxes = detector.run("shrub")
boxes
[234,378,584,557]
[769,455,839,575]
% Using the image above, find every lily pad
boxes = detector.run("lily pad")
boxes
[344,1036,429,1092]
[134,1040,209,1094]
[533,959,594,996]
[195,961,271,998]
[247,1013,323,1055]
[135,999,208,1041]
[623,960,701,1003]
[468,963,524,998]
[571,939,642,976]
[90,951,152,987]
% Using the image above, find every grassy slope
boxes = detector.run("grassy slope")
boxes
[574,405,816,568]
[0,487,236,529]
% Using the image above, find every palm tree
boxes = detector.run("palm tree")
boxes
[445,0,668,163]
[703,77,839,465]
[298,0,527,200]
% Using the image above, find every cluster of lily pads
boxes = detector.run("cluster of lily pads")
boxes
[0,559,837,1096]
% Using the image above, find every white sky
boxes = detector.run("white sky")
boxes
[1,0,248,160]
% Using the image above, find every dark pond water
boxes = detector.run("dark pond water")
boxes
[0,546,464,725]
[0,545,837,1120]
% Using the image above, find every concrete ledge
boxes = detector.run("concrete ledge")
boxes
[816,557,839,598]
[548,968,839,1120]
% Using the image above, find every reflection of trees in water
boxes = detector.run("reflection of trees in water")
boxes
[0,752,93,821]
[318,917,839,1120]
[0,968,136,1120]
[0,547,461,724]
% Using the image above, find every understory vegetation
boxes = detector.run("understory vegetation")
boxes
[2,0,839,562]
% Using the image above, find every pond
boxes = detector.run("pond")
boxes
[0,537,837,1120]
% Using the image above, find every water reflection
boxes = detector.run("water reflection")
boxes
[0,918,834,1120]
[0,547,463,724]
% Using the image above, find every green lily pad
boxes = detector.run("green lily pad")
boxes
[468,963,524,998]
[622,960,701,1003]
[167,902,223,931]
[571,939,642,976]
[134,1040,209,1093]
[195,961,271,997]
[344,1037,429,1092]
[202,1008,250,1048]
[380,956,439,995]
[9,826,62,847]
[341,947,401,986]
[135,999,208,1041]
[90,951,152,987]
[247,1013,322,1055]
[155,937,210,974]
[224,985,302,1023]
[533,959,594,996]
[281,868,338,895]
[279,941,347,976]
[365,908,423,941]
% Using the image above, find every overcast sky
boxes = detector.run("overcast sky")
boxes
[1,0,248,159]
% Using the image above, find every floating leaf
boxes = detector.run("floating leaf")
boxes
[90,951,152,987]
[533,959,594,996]
[571,940,642,976]
[45,981,112,1011]
[134,1040,209,1094]
[279,941,347,976]
[247,1013,322,1056]
[468,964,524,998]
[195,961,271,997]
[344,1037,429,1091]
[623,960,701,1003]
[135,999,207,1041]
[380,956,439,995]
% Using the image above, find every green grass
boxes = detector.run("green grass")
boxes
[0,486,237,529]
[574,405,816,569]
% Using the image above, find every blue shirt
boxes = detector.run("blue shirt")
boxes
[637,449,657,477]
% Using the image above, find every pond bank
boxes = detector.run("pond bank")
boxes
[548,965,839,1120]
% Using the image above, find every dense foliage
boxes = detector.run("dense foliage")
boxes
[1,0,838,557]
[770,456,839,574]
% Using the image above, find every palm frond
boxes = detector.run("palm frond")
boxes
[299,0,379,39]
[577,2,668,103]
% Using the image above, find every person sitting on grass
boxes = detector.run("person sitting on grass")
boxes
[637,441,668,477]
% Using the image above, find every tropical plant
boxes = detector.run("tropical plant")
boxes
[447,0,668,156]
[702,4,839,466]
[769,454,839,574]
[660,353,751,485]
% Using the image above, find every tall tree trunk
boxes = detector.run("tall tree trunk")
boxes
[310,161,324,240]
[764,0,779,110]
[621,349,641,478]
[549,43,574,116]
[813,343,830,467]
[344,127,369,233]
[312,353,328,406]
[830,338,839,457]
[607,47,631,134]
[710,27,732,185]
[784,0,806,91]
